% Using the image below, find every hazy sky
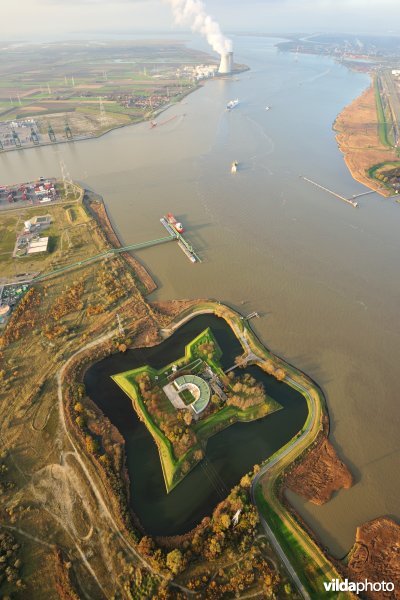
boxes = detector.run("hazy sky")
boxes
[3,0,400,40]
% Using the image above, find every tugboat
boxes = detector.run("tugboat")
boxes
[166,213,184,234]
[231,161,238,173]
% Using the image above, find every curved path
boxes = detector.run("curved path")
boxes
[250,377,317,600]
[249,376,351,599]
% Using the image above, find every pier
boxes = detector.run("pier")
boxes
[33,235,174,282]
[351,190,376,199]
[301,176,359,208]
[160,217,201,263]
[32,216,201,283]
[245,311,259,320]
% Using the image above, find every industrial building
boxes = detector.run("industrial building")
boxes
[26,237,49,254]
[218,52,234,74]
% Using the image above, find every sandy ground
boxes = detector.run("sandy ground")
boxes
[334,85,398,196]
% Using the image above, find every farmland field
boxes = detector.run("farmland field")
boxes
[0,40,216,148]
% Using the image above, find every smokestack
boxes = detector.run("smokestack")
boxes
[218,52,233,75]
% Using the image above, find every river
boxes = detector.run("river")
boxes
[1,35,399,556]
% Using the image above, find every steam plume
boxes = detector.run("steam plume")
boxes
[165,0,232,55]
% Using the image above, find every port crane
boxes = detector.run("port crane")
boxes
[30,127,39,145]
[48,124,57,143]
[11,128,21,148]
[64,122,73,140]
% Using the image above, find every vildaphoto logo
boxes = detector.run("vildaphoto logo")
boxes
[323,579,395,594]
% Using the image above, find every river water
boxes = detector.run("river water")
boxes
[1,35,399,556]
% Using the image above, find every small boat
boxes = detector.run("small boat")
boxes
[227,98,239,110]
[231,161,238,173]
[150,120,157,128]
[265,106,271,111]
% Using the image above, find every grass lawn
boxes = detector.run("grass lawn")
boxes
[179,388,195,405]
[194,397,281,441]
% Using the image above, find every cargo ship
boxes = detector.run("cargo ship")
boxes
[166,213,184,234]
[227,98,239,110]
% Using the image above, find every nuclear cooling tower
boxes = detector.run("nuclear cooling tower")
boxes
[218,52,233,74]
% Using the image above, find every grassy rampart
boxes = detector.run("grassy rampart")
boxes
[112,326,281,492]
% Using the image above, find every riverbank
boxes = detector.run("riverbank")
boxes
[0,63,248,155]
[84,192,157,294]
[0,85,200,156]
[334,82,399,196]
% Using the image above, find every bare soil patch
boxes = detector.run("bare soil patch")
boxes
[284,436,353,505]
[345,517,400,599]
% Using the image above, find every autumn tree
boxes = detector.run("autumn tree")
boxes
[194,449,203,461]
[205,536,222,560]
[240,474,252,488]
[234,354,247,368]
[183,411,193,426]
[138,536,155,557]
[85,435,99,454]
[263,359,275,374]
[75,415,86,428]
[219,514,231,530]
[166,549,185,575]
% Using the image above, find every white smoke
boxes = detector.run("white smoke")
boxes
[165,0,232,55]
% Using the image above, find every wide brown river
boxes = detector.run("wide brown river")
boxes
[1,36,399,557]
